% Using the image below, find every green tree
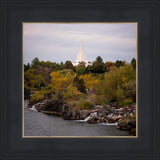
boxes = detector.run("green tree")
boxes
[131,58,136,70]
[24,68,46,91]
[60,62,64,70]
[31,57,40,68]
[75,62,87,76]
[64,61,73,69]
[96,56,103,63]
[76,66,86,76]
[92,56,104,73]
[24,63,30,72]
[87,65,94,73]
[73,76,86,93]
[104,64,136,103]
[115,60,125,68]
[92,61,104,73]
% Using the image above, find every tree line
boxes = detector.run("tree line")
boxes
[24,56,136,109]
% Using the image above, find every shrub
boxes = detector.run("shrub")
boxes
[116,88,125,106]
[118,119,126,125]
[75,99,94,110]
[79,74,99,91]
[95,95,108,105]
[59,69,74,75]
[119,112,136,125]
[87,94,97,105]
[122,98,133,106]
[29,89,53,105]
[75,66,87,76]
[30,93,44,104]
[83,101,94,110]
[122,80,136,102]
[130,112,136,120]
[63,85,80,100]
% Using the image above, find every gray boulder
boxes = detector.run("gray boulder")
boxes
[79,110,91,120]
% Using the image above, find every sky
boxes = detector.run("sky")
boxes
[23,23,137,64]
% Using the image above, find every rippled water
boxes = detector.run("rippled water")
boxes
[24,100,129,136]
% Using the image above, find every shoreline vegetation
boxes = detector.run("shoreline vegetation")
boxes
[24,56,136,136]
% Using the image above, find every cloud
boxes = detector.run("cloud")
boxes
[24,23,136,64]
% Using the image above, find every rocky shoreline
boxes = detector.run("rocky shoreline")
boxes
[27,99,136,136]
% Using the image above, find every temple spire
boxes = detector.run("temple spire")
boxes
[73,40,88,66]
[72,40,92,67]
[81,40,83,49]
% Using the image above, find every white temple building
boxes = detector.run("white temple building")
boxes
[73,40,91,67]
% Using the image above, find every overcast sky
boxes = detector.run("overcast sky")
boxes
[23,23,137,64]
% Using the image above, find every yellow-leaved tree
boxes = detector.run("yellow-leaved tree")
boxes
[50,71,80,99]
[79,74,99,91]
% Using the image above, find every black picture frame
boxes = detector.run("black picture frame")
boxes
[0,0,160,160]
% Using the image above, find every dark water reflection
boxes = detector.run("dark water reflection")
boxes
[24,100,129,136]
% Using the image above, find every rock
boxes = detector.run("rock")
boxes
[61,105,72,119]
[128,120,136,128]
[117,118,136,133]
[97,109,108,117]
[108,118,116,123]
[34,98,64,113]
[61,105,91,120]
[87,116,98,124]
[94,105,105,109]
[86,112,98,124]
[35,102,47,111]
[27,104,32,108]
[98,113,103,117]
[79,110,91,120]
[110,115,123,121]
[40,110,62,116]
[75,110,80,119]
[69,111,76,120]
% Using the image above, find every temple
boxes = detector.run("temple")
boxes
[73,40,91,67]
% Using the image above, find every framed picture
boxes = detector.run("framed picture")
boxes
[23,22,137,138]
[0,0,160,159]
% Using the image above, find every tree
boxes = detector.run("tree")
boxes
[31,57,40,68]
[122,80,136,102]
[131,58,136,70]
[50,71,80,99]
[24,68,46,90]
[24,63,30,72]
[92,56,104,73]
[75,65,86,76]
[92,61,104,73]
[87,65,94,73]
[50,71,74,93]
[60,62,64,70]
[115,60,125,68]
[104,62,115,72]
[96,56,103,63]
[64,61,73,69]
[103,64,136,103]
[73,76,86,93]
[79,74,99,91]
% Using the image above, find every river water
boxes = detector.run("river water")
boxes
[24,100,129,136]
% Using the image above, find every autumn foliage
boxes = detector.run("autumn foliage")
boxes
[24,57,136,109]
